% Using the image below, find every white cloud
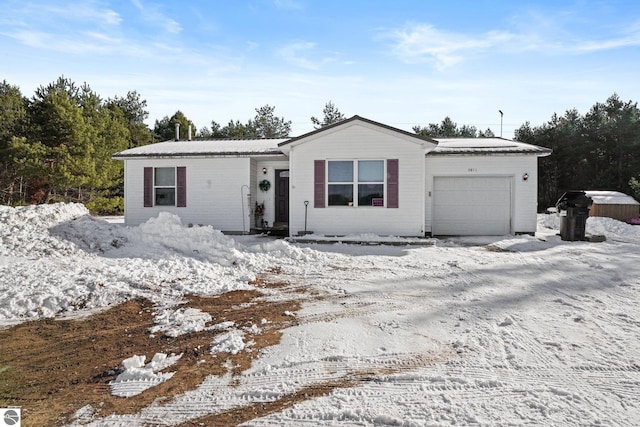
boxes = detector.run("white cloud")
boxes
[277,41,318,69]
[16,2,122,27]
[6,28,146,56]
[276,41,339,70]
[131,0,182,35]
[101,8,123,26]
[384,18,640,70]
[576,28,640,52]
[385,24,515,70]
[0,0,189,58]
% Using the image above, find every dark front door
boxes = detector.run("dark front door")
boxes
[275,169,289,224]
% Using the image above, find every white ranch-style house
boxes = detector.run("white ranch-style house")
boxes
[112,116,552,237]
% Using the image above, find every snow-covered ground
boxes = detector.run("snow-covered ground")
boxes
[1,203,639,425]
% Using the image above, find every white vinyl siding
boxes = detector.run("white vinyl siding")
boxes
[287,121,430,236]
[425,155,539,235]
[124,157,251,231]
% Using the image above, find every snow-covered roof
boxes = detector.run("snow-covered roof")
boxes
[112,139,289,158]
[585,191,640,205]
[112,132,552,159]
[428,138,552,156]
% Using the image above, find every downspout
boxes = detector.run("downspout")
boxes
[241,185,250,234]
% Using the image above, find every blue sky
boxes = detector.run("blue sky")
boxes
[1,0,639,138]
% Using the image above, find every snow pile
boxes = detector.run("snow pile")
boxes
[586,216,640,242]
[538,212,561,231]
[50,210,245,266]
[538,212,640,243]
[0,203,90,258]
[149,307,213,338]
[243,238,327,268]
[121,212,244,265]
[109,353,182,397]
[0,204,263,324]
[0,202,332,325]
[210,329,251,355]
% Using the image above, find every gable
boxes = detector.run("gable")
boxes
[279,116,436,154]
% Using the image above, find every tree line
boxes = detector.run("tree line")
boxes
[514,94,640,209]
[0,77,151,213]
[0,77,300,212]
[1,75,638,214]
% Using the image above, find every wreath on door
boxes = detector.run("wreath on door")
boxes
[259,179,271,191]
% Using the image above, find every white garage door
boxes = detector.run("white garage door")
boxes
[433,176,512,236]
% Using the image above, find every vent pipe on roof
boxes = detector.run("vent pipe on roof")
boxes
[188,124,192,141]
[175,123,180,141]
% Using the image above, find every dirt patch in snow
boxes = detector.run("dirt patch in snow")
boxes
[0,280,300,426]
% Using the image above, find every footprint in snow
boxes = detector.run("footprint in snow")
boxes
[498,317,513,327]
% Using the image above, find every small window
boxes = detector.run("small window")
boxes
[154,167,176,206]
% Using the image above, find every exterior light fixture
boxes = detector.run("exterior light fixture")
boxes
[522,173,529,181]
[262,167,267,174]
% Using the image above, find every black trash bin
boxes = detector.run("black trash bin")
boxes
[555,191,593,241]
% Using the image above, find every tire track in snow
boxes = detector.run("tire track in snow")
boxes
[486,314,640,422]
[134,243,640,426]
[92,352,450,426]
[244,351,640,427]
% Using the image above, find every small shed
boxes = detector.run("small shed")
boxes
[584,191,640,222]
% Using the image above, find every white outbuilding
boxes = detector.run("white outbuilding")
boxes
[113,116,551,237]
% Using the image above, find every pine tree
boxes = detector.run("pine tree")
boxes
[310,101,346,129]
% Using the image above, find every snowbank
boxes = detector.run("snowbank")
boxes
[538,212,640,243]
[0,203,325,325]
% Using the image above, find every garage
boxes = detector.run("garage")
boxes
[432,176,512,236]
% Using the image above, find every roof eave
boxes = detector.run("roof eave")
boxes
[112,151,286,160]
[427,149,552,157]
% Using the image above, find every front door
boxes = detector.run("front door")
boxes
[275,169,289,224]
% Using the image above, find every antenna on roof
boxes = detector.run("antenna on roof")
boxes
[498,110,503,138]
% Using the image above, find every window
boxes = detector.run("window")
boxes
[328,161,354,206]
[357,160,384,206]
[144,166,186,208]
[154,167,176,206]
[327,160,385,207]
